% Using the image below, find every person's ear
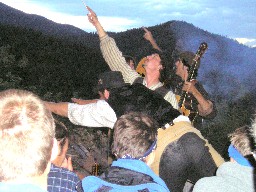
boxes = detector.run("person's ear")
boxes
[50,138,59,161]
[182,64,189,71]
[104,89,110,99]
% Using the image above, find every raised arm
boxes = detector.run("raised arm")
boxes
[143,27,162,52]
[86,6,140,84]
[86,6,106,38]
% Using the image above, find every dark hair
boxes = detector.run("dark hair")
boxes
[124,55,136,65]
[158,52,168,83]
[112,112,158,161]
[55,119,69,153]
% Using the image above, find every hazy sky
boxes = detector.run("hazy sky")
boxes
[1,0,256,47]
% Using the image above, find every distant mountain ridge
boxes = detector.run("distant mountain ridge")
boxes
[0,2,86,37]
[0,2,100,48]
[0,2,255,101]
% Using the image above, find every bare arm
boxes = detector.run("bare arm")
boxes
[44,101,69,117]
[143,27,162,52]
[86,6,106,38]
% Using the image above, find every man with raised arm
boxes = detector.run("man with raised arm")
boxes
[86,6,178,110]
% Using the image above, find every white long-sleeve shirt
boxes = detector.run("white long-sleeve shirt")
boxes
[68,100,116,128]
[68,100,188,129]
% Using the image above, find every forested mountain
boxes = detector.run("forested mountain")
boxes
[0,24,108,100]
[1,2,256,158]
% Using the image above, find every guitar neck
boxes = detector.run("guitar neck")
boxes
[178,90,187,108]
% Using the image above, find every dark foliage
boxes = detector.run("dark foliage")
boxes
[0,24,108,101]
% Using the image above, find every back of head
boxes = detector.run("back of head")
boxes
[228,125,256,167]
[54,119,69,155]
[229,125,254,157]
[112,112,158,160]
[0,89,55,181]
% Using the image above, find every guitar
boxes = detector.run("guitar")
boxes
[178,42,208,123]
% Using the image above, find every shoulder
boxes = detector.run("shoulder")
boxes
[48,164,79,182]
[163,132,208,158]
[0,183,47,192]
[179,132,206,146]
[82,175,169,192]
[193,176,221,192]
[68,100,110,111]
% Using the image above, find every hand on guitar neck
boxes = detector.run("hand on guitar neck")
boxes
[182,79,197,95]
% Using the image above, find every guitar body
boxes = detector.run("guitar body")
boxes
[176,94,198,123]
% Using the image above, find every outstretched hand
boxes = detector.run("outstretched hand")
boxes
[86,6,99,26]
[143,27,154,42]
[142,27,162,52]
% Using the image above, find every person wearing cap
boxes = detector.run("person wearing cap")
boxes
[45,70,181,130]
[86,6,178,110]
[45,70,224,192]
[82,112,170,191]
[173,51,217,128]
[193,125,255,192]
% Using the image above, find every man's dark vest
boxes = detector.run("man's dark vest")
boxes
[107,83,181,127]
[133,77,169,98]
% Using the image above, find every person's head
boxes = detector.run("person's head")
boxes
[94,71,126,99]
[143,52,163,73]
[0,89,56,181]
[174,51,198,80]
[124,55,136,70]
[228,125,255,167]
[112,112,158,165]
[52,119,69,165]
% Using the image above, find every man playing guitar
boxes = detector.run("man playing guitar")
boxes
[173,51,217,129]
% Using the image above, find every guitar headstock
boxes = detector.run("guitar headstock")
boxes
[195,42,208,60]
[192,42,208,69]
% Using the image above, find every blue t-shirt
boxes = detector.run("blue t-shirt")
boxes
[0,183,46,192]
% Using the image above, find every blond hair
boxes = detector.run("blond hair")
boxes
[229,125,254,156]
[0,89,55,180]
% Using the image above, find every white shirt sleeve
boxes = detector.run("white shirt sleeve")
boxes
[68,100,117,129]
